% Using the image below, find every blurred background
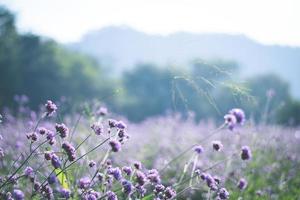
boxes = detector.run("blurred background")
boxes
[0,0,299,125]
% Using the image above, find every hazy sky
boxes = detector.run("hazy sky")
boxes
[1,0,299,46]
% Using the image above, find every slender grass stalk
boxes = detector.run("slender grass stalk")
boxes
[160,123,225,172]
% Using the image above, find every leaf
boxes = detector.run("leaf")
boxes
[55,168,69,189]
[142,194,154,200]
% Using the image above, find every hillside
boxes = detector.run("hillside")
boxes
[69,26,300,97]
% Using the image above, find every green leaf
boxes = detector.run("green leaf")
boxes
[141,194,154,200]
[55,168,69,189]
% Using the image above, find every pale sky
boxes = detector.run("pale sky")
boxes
[1,0,299,46]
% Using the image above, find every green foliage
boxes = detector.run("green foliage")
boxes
[276,100,300,126]
[0,6,112,111]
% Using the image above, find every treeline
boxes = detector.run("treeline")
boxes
[0,6,299,126]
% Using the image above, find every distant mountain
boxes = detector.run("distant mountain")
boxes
[69,26,300,98]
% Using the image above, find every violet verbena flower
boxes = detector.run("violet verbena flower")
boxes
[37,127,49,135]
[55,123,69,138]
[26,132,38,142]
[135,171,147,186]
[109,140,121,152]
[213,176,221,185]
[60,188,71,199]
[42,185,53,199]
[205,174,217,189]
[46,131,56,145]
[79,177,91,189]
[194,145,204,154]
[122,179,133,195]
[108,119,117,128]
[164,187,176,199]
[229,108,245,125]
[200,172,207,180]
[51,154,61,169]
[133,161,142,170]
[45,100,57,116]
[13,189,25,200]
[89,160,96,168]
[122,166,133,176]
[218,188,230,199]
[44,151,53,161]
[116,121,126,129]
[62,142,76,161]
[136,185,146,197]
[241,146,252,160]
[91,122,104,135]
[106,191,118,200]
[154,184,165,196]
[147,169,161,184]
[33,182,41,191]
[24,166,34,177]
[212,141,223,151]
[237,178,248,190]
[224,114,237,130]
[107,167,122,181]
[48,174,57,184]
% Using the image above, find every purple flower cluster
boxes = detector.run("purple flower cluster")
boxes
[79,177,91,189]
[62,141,76,161]
[122,166,133,176]
[107,167,122,181]
[106,191,118,200]
[26,132,37,142]
[218,188,230,199]
[55,123,69,138]
[46,131,56,145]
[212,140,223,151]
[237,178,248,190]
[51,153,61,169]
[164,186,176,199]
[91,122,104,135]
[45,100,57,116]
[109,139,122,152]
[241,146,252,160]
[147,169,161,184]
[194,145,204,154]
[122,179,133,195]
[135,170,147,186]
[224,108,246,130]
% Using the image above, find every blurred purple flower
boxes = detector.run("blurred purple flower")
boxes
[106,191,118,200]
[24,166,34,177]
[164,187,176,199]
[13,189,25,200]
[122,166,133,176]
[135,170,147,186]
[218,188,229,199]
[55,123,69,138]
[108,167,122,181]
[229,108,245,125]
[91,122,104,135]
[45,100,57,116]
[51,154,61,169]
[60,188,71,199]
[109,140,121,152]
[116,121,127,129]
[194,145,204,154]
[62,142,76,161]
[79,177,91,189]
[122,179,133,195]
[241,146,252,160]
[212,141,223,151]
[237,178,248,190]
